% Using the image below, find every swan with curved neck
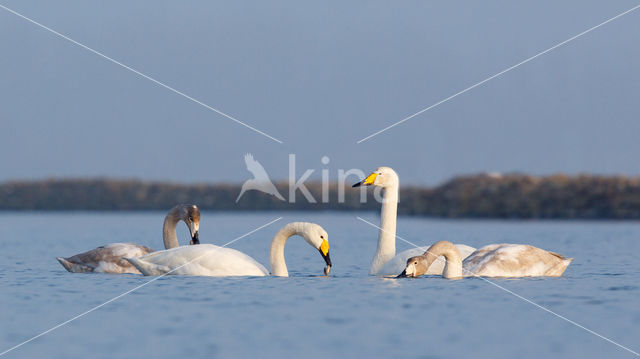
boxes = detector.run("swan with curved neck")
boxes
[56,204,200,274]
[399,240,573,279]
[353,167,475,275]
[163,204,201,248]
[126,222,332,277]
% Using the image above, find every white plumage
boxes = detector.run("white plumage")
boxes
[127,244,268,276]
[126,222,332,278]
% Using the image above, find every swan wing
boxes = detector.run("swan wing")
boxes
[127,244,268,277]
[57,243,153,274]
[463,244,572,277]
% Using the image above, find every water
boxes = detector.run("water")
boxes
[0,212,639,358]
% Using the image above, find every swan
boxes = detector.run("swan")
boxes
[125,222,332,277]
[398,240,573,279]
[353,167,475,276]
[56,204,201,274]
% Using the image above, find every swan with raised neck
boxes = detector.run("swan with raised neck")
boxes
[353,166,398,274]
[353,167,476,276]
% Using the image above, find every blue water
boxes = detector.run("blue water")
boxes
[0,212,639,358]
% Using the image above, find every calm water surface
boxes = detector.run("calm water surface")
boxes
[0,212,638,358]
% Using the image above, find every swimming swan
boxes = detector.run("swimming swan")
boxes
[56,204,201,274]
[125,222,332,277]
[399,240,573,279]
[353,167,475,276]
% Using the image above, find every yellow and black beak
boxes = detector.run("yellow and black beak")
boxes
[319,239,331,274]
[320,250,332,268]
[352,172,377,187]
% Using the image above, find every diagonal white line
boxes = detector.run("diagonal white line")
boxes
[0,3,283,144]
[0,217,283,357]
[473,276,639,357]
[356,216,640,357]
[356,4,640,144]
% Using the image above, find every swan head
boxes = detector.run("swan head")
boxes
[297,222,332,275]
[174,204,201,245]
[352,166,398,188]
[397,256,429,278]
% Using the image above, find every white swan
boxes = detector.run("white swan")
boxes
[353,167,475,276]
[56,204,201,274]
[126,222,332,277]
[399,240,573,279]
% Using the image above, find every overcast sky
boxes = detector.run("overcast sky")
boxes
[1,1,639,185]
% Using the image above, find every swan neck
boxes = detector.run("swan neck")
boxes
[163,211,180,249]
[270,225,300,277]
[427,242,463,278]
[370,184,398,274]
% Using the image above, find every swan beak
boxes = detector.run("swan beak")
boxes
[352,172,377,187]
[397,269,408,278]
[322,251,332,267]
[321,252,332,276]
[190,230,200,245]
[188,220,200,245]
[318,238,331,275]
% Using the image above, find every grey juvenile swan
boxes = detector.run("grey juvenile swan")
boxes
[56,204,201,274]
[399,240,573,279]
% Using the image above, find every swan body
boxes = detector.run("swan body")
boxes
[400,240,573,279]
[353,167,476,275]
[462,243,573,277]
[56,204,200,274]
[127,244,268,276]
[127,222,332,277]
[57,243,153,274]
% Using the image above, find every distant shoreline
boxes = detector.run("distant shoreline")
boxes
[2,173,640,219]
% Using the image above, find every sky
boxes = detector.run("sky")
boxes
[1,1,639,185]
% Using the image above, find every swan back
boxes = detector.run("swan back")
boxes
[126,244,268,276]
[57,243,153,274]
[463,244,573,277]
